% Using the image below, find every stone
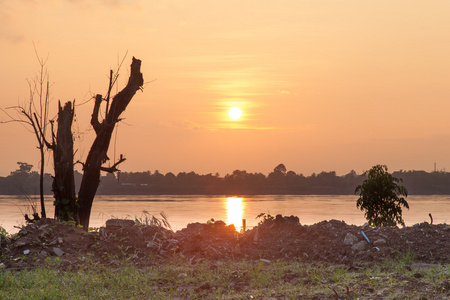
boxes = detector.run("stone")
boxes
[373,238,386,245]
[105,219,135,228]
[411,262,439,271]
[23,249,30,255]
[351,241,366,252]
[53,247,64,257]
[13,239,28,247]
[344,233,358,245]
[213,220,226,227]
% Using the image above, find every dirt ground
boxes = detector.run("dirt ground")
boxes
[1,214,449,271]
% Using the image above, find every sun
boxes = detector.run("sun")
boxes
[228,107,242,120]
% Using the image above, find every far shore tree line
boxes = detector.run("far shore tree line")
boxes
[2,162,450,196]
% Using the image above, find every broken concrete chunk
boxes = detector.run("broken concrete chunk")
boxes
[105,219,135,228]
[53,247,64,257]
[344,233,358,245]
[351,241,366,252]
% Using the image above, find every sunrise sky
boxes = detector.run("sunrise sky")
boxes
[2,1,450,177]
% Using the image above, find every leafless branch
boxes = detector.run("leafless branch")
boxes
[34,113,54,150]
[100,154,126,173]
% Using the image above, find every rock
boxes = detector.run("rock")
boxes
[411,262,439,271]
[344,233,358,245]
[53,247,64,257]
[39,250,49,257]
[351,241,366,252]
[58,238,63,244]
[13,239,28,248]
[105,219,135,228]
[214,220,226,227]
[23,249,30,255]
[373,238,386,245]
[270,215,301,227]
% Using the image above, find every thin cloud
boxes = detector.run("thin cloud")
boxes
[277,90,291,95]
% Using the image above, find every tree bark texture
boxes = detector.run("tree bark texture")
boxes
[77,57,143,230]
[53,101,77,222]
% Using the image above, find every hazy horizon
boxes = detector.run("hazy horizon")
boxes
[2,1,450,178]
[0,161,440,179]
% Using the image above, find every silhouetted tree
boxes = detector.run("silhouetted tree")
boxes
[273,163,287,175]
[50,101,77,222]
[1,50,53,218]
[355,165,409,227]
[77,57,143,230]
[15,162,34,173]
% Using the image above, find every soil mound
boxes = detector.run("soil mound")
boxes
[1,215,448,270]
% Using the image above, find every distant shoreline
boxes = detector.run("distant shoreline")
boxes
[3,168,450,195]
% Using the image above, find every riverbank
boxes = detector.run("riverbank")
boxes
[1,217,449,298]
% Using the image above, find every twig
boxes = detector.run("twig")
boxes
[100,154,126,173]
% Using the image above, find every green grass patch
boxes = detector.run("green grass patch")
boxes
[0,259,448,299]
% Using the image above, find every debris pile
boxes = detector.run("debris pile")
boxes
[1,215,448,270]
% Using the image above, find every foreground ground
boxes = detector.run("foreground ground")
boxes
[1,215,449,299]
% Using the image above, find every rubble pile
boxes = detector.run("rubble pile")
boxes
[1,215,448,270]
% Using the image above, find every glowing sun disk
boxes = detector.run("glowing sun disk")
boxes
[228,107,242,120]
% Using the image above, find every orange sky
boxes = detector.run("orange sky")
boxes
[2,1,450,177]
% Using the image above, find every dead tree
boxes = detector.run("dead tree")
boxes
[1,52,52,218]
[51,101,77,222]
[77,57,143,230]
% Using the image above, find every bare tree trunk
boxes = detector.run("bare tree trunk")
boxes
[39,148,46,218]
[53,101,77,222]
[77,57,143,230]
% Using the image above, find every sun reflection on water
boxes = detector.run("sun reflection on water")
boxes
[226,197,244,231]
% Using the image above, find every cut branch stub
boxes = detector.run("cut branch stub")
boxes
[91,94,102,133]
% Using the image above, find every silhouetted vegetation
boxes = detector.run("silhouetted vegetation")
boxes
[2,163,450,196]
[356,165,409,227]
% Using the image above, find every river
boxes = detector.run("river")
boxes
[0,195,448,233]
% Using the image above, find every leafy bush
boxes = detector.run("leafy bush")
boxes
[256,212,275,224]
[355,165,409,227]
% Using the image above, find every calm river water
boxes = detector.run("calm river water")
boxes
[0,195,448,233]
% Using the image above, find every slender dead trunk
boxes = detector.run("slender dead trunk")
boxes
[39,148,46,218]
[52,101,77,222]
[77,57,143,230]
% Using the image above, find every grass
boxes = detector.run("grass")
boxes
[0,256,448,299]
